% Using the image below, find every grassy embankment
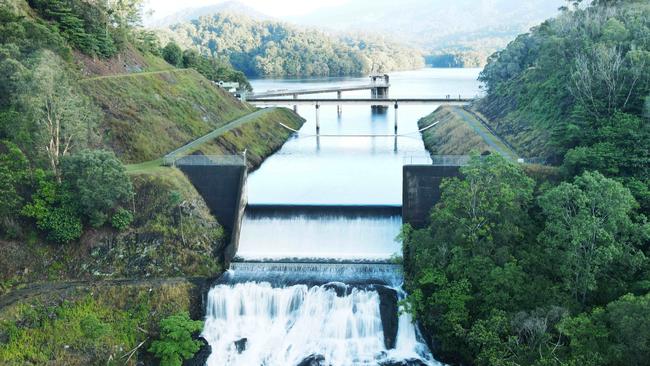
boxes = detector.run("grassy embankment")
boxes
[419,106,559,181]
[474,98,553,158]
[80,68,256,164]
[418,105,518,159]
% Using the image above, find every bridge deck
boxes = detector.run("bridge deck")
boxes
[248,98,473,106]
[249,84,389,98]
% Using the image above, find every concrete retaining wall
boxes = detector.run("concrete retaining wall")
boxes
[402,165,461,228]
[177,161,247,266]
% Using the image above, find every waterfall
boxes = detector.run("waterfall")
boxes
[202,281,441,366]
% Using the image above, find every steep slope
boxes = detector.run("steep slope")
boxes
[81,69,255,163]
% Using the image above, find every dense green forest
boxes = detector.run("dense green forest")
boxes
[160,12,425,77]
[404,1,650,365]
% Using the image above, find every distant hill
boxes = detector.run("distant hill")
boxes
[146,0,269,28]
[160,12,425,77]
[287,0,565,66]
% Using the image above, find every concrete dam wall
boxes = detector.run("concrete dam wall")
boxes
[176,156,247,266]
[402,165,461,229]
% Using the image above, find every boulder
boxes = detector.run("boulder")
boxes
[376,285,399,349]
[380,359,429,366]
[234,338,248,354]
[296,354,326,366]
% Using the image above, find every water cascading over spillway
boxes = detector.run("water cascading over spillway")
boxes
[202,264,439,366]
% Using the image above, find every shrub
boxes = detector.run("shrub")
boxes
[162,42,183,67]
[149,312,204,366]
[111,207,133,231]
[61,150,133,228]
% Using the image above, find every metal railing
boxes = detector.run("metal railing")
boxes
[164,154,246,167]
[403,155,471,166]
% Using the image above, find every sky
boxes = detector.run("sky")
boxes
[144,0,350,21]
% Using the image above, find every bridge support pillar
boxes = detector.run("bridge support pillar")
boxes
[337,91,342,116]
[315,104,320,134]
[394,103,398,134]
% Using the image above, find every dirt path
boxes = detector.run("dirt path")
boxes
[80,68,191,82]
[0,277,212,310]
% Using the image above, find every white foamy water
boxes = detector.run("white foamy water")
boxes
[202,282,440,366]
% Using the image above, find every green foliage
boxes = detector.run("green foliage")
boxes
[181,48,252,91]
[162,41,182,67]
[559,292,650,366]
[0,140,29,237]
[165,12,424,77]
[60,150,133,228]
[21,150,133,242]
[111,207,133,231]
[27,0,144,58]
[477,1,650,183]
[0,283,197,365]
[21,169,82,243]
[148,312,203,366]
[403,156,649,365]
[538,171,646,306]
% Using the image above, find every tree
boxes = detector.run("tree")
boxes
[429,154,535,260]
[162,42,183,67]
[538,171,644,306]
[560,293,650,366]
[60,150,133,228]
[21,51,98,177]
[0,140,29,237]
[149,312,204,366]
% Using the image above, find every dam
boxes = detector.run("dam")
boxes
[200,68,482,366]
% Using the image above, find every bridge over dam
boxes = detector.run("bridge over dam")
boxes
[248,97,472,134]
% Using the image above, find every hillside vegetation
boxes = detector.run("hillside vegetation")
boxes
[404,2,650,365]
[82,69,255,163]
[159,12,424,77]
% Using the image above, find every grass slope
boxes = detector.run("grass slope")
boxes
[418,106,518,159]
[177,107,305,170]
[81,69,255,163]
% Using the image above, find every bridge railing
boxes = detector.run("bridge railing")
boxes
[164,154,246,167]
[403,155,471,166]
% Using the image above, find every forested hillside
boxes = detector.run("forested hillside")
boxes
[404,1,650,365]
[159,12,425,77]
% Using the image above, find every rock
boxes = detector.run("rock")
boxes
[380,359,429,366]
[296,354,326,366]
[234,338,247,353]
[323,282,349,297]
[183,335,211,366]
[376,285,399,349]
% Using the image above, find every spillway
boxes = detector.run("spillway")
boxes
[202,265,439,366]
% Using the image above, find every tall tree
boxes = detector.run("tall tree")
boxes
[20,51,98,177]
[538,171,645,306]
